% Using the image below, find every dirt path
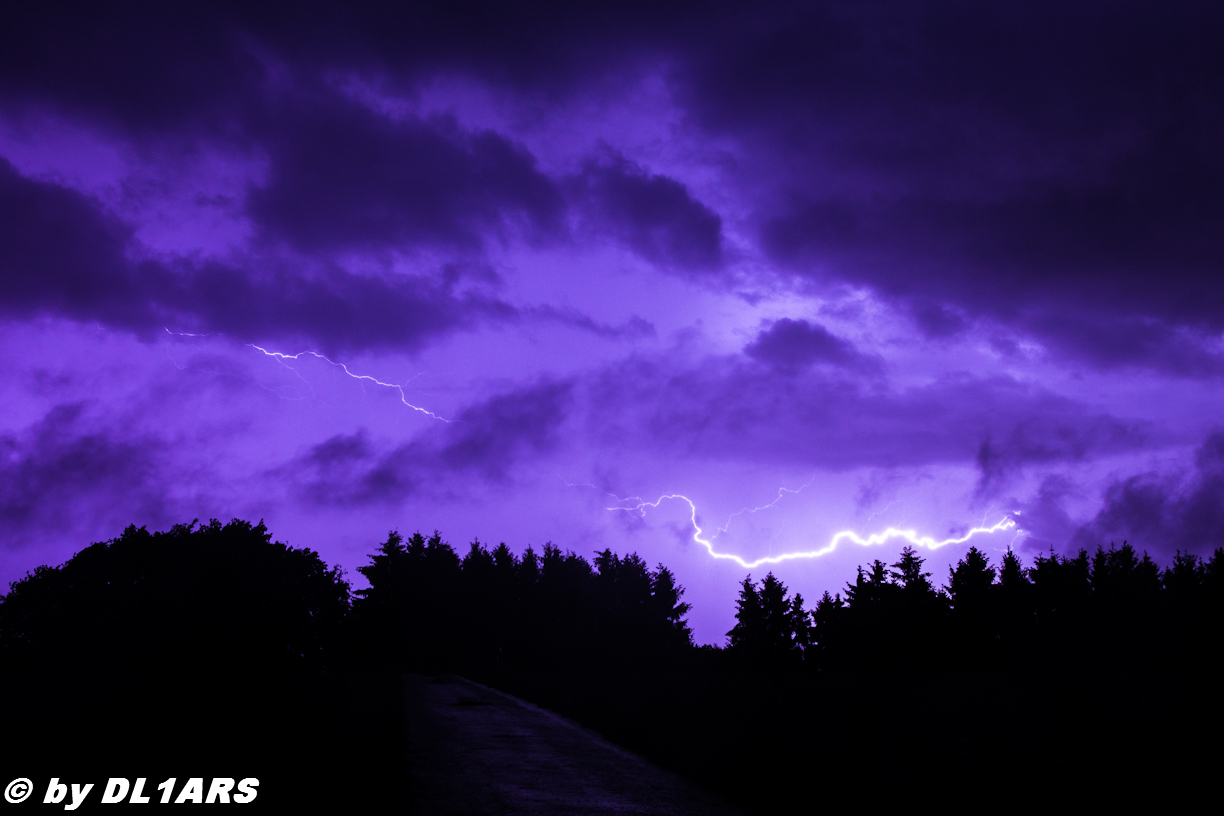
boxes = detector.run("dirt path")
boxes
[404,675,746,816]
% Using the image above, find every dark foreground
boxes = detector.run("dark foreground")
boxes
[479,667,1224,812]
[4,671,407,810]
[5,667,1220,812]
[405,674,742,815]
[6,670,743,814]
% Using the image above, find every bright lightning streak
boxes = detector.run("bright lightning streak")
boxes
[164,328,452,421]
[247,345,452,422]
[611,493,1020,569]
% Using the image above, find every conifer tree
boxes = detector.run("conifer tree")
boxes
[727,572,810,667]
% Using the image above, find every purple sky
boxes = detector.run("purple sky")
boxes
[3,2,1224,643]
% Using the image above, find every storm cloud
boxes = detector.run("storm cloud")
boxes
[8,3,1224,353]
[1074,433,1224,558]
[0,403,166,543]
[0,158,510,352]
[286,379,573,505]
[2,1,1221,641]
[572,152,723,272]
[248,101,565,254]
[588,354,1146,473]
[743,318,878,373]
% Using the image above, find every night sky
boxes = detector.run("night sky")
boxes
[3,2,1224,643]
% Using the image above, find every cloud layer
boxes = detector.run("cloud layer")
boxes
[3,2,1223,641]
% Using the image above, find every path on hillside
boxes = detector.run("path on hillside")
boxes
[404,675,746,816]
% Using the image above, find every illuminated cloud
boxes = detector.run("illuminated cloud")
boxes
[2,2,1223,642]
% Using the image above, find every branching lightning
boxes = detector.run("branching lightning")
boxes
[609,492,1020,569]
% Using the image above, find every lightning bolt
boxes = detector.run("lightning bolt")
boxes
[248,345,452,422]
[164,329,451,421]
[610,493,1020,569]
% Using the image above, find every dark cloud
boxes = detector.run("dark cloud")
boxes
[288,429,392,506]
[286,379,573,505]
[699,3,1224,361]
[526,306,657,341]
[7,2,1224,364]
[164,262,508,355]
[1027,315,1224,376]
[1008,475,1082,556]
[440,379,572,469]
[0,403,166,543]
[743,318,878,373]
[249,100,565,253]
[0,159,509,353]
[0,3,260,132]
[974,416,1140,499]
[0,157,141,326]
[0,2,688,136]
[0,159,669,353]
[910,301,970,340]
[1074,433,1224,558]
[250,99,724,267]
[589,356,1145,471]
[759,181,1224,358]
[572,153,722,271]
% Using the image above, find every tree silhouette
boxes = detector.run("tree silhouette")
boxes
[1028,547,1091,665]
[10,514,1224,684]
[727,573,810,668]
[1086,542,1162,664]
[890,545,935,593]
[947,546,996,609]
[650,565,694,651]
[995,548,1034,664]
[844,559,891,609]
[351,531,695,672]
[0,519,350,673]
[809,590,846,668]
[946,546,997,664]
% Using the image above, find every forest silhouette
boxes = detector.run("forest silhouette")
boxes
[2,520,1221,811]
[5,520,1223,674]
[350,531,693,673]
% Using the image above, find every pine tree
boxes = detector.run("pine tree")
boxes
[947,546,995,610]
[650,565,694,651]
[727,575,763,656]
[890,546,934,593]
[727,572,809,668]
[946,546,997,665]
